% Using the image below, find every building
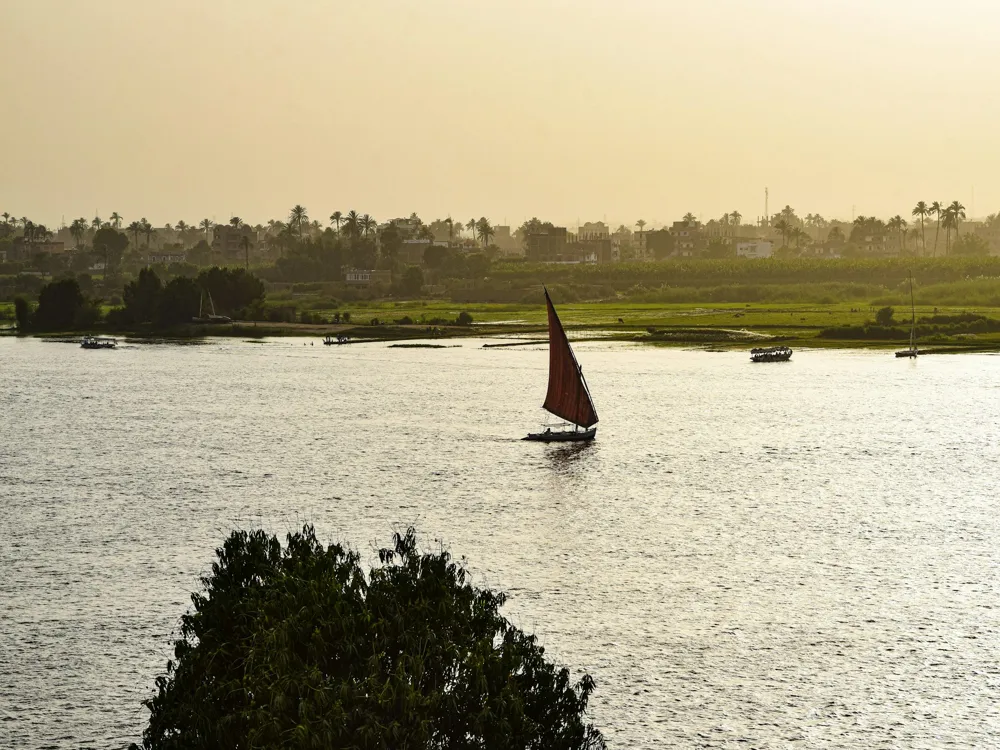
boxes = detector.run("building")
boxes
[146,252,188,265]
[492,225,520,256]
[645,229,674,259]
[668,220,703,256]
[212,225,255,259]
[578,221,609,238]
[344,269,392,286]
[526,227,570,262]
[573,235,614,263]
[736,240,774,259]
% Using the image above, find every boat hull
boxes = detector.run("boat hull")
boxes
[895,350,918,358]
[524,427,597,442]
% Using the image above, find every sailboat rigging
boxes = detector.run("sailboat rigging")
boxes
[524,288,599,442]
[895,272,917,358]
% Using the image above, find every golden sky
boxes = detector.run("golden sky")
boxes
[4,0,1000,229]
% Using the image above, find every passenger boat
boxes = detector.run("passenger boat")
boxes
[524,288,599,442]
[81,336,117,349]
[323,334,349,345]
[750,346,792,362]
[895,273,918,358]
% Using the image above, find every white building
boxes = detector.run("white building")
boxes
[736,240,774,259]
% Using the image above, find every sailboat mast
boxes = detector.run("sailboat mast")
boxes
[909,273,916,351]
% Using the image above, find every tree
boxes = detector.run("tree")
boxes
[930,201,943,256]
[475,217,494,248]
[466,218,476,239]
[288,204,308,237]
[952,232,990,256]
[682,212,697,223]
[361,214,376,238]
[875,306,895,326]
[343,210,361,239]
[33,278,90,330]
[773,218,792,247]
[945,200,966,254]
[142,218,155,248]
[329,211,342,233]
[199,218,214,240]
[239,235,251,269]
[887,215,907,254]
[131,526,604,750]
[399,265,423,296]
[635,219,646,233]
[423,244,449,268]
[156,276,201,326]
[93,226,129,272]
[229,216,243,229]
[70,218,89,248]
[380,222,402,264]
[123,267,164,324]
[729,210,742,230]
[109,212,123,228]
[911,201,929,255]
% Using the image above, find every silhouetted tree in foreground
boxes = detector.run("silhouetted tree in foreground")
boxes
[131,526,605,750]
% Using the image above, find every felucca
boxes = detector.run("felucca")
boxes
[524,288,599,442]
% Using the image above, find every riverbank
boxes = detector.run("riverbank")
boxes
[11,299,1000,352]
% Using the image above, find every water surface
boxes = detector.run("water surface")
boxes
[2,337,999,748]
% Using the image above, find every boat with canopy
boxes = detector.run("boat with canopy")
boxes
[524,288,599,442]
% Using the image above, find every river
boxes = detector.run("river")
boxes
[2,336,999,748]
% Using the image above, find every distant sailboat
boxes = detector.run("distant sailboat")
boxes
[895,273,918,358]
[524,288,599,442]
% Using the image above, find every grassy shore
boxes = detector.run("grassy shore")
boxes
[8,299,1000,351]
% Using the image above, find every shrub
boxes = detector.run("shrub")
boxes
[456,310,474,326]
[131,526,605,750]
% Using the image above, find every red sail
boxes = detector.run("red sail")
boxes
[542,288,599,428]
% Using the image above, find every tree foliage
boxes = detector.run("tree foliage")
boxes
[132,526,604,750]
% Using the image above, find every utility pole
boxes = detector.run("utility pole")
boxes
[764,187,769,227]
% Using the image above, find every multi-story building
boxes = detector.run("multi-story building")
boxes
[668,220,703,256]
[492,225,521,256]
[526,227,570,262]
[212,225,256,260]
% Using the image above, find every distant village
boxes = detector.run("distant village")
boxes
[1,201,997,291]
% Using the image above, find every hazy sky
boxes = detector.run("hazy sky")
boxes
[5,0,1000,229]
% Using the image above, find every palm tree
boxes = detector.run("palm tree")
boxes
[344,210,361,239]
[176,220,189,236]
[887,216,907,255]
[329,211,343,233]
[288,205,308,237]
[229,216,243,229]
[635,219,646,234]
[200,218,214,239]
[446,216,454,242]
[141,218,154,247]
[109,212,122,228]
[70,218,88,248]
[930,201,943,257]
[92,216,102,231]
[127,220,142,248]
[360,214,376,238]
[773,218,792,247]
[682,212,697,224]
[947,200,966,248]
[730,211,742,232]
[941,208,957,255]
[239,235,251,270]
[466,219,476,240]
[911,201,930,256]
[476,217,494,248]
